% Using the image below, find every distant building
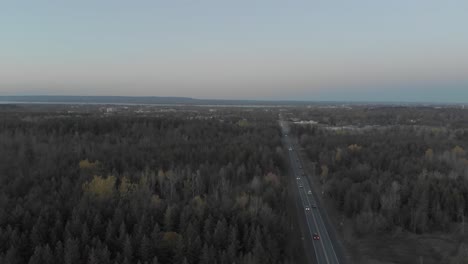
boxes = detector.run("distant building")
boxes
[293,120,318,125]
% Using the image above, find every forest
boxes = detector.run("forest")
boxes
[0,106,292,264]
[290,106,468,263]
[4,104,467,264]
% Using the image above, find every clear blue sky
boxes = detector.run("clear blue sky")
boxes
[1,1,468,102]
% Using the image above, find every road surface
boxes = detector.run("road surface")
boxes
[281,120,341,264]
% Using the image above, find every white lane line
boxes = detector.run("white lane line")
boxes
[295,161,330,264]
[289,146,329,264]
[313,203,340,264]
[286,143,322,264]
[299,186,329,264]
[297,153,340,264]
[299,188,326,263]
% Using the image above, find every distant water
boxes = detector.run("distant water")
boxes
[0,101,287,108]
[0,101,146,105]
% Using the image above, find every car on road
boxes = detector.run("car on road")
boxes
[288,147,293,151]
[313,233,320,240]
[296,177,300,180]
[299,165,302,169]
[299,184,303,188]
[311,205,317,209]
[301,172,305,175]
[305,206,310,211]
[307,190,312,195]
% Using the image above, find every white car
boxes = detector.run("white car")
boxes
[296,177,301,180]
[288,147,293,151]
[305,206,310,211]
[299,184,303,188]
[308,190,312,195]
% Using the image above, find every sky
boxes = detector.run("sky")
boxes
[1,1,468,102]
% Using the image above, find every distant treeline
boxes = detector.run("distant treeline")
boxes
[289,106,468,128]
[0,95,314,106]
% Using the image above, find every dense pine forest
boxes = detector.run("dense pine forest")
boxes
[4,104,468,264]
[0,107,292,264]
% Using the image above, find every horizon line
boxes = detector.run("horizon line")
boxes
[0,95,467,105]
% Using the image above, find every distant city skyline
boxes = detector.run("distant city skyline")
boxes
[1,1,468,102]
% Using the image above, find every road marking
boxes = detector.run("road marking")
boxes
[293,151,331,264]
[286,145,322,264]
[313,202,340,263]
[297,150,340,264]
[282,125,339,264]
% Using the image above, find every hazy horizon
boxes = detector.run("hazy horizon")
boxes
[2,1,468,102]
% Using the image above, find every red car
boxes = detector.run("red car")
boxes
[313,233,320,240]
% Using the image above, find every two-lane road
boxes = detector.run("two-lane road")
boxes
[281,121,341,264]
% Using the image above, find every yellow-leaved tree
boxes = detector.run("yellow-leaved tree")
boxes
[83,175,116,200]
[321,165,329,183]
[79,159,100,170]
[452,146,465,157]
[118,176,136,196]
[425,148,434,160]
[348,144,362,152]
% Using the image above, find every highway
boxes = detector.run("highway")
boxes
[281,120,341,264]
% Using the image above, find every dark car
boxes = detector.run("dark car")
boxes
[313,233,320,240]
